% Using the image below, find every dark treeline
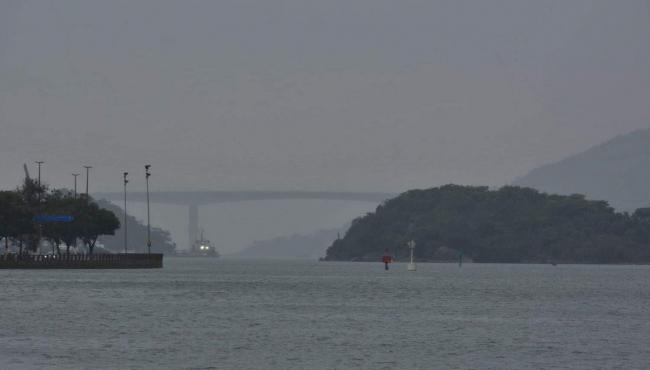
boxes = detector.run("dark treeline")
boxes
[0,178,175,255]
[0,178,119,255]
[325,185,650,263]
[95,199,176,254]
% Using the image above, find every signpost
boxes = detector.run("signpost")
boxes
[33,215,74,223]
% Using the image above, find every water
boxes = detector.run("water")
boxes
[1,259,649,369]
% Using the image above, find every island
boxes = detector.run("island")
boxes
[324,185,650,264]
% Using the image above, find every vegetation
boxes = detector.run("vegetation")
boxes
[0,178,120,254]
[0,190,33,252]
[324,185,650,263]
[94,199,176,254]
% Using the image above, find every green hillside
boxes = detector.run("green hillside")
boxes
[324,185,650,263]
[96,199,177,254]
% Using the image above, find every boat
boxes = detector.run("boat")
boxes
[179,230,220,258]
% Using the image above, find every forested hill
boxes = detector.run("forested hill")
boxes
[514,129,650,211]
[96,199,177,254]
[324,185,650,263]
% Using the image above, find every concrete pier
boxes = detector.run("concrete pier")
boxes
[0,253,163,269]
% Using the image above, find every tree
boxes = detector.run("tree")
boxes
[40,190,86,255]
[40,190,67,255]
[0,191,32,254]
[1,177,128,256]
[78,201,120,254]
[633,208,650,222]
[15,177,48,252]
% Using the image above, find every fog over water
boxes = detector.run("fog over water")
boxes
[2,1,649,250]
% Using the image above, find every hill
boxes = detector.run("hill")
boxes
[96,199,177,254]
[229,227,345,260]
[514,129,650,211]
[324,185,650,263]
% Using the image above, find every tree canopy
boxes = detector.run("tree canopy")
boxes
[0,179,120,254]
[0,190,33,251]
[1,176,176,255]
[324,185,650,263]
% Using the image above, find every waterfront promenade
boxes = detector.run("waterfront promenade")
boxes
[0,253,163,269]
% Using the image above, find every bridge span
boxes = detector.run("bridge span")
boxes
[94,190,395,248]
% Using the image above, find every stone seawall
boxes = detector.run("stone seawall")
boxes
[0,253,163,269]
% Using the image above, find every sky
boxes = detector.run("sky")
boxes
[1,0,650,251]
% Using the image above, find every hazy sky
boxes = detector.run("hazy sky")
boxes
[2,0,649,193]
[2,1,650,251]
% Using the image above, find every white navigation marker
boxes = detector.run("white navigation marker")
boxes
[407,240,416,271]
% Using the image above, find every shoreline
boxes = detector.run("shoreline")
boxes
[0,253,163,269]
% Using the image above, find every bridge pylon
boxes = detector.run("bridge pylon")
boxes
[188,203,199,249]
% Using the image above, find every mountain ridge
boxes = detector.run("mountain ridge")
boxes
[514,128,650,210]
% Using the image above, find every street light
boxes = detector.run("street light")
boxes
[145,165,151,254]
[34,161,44,252]
[35,161,44,200]
[83,166,92,199]
[72,173,80,198]
[123,172,128,254]
[35,161,44,186]
[72,172,80,252]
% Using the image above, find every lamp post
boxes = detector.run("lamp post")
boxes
[123,172,128,254]
[35,161,44,199]
[35,161,44,186]
[35,161,44,253]
[145,165,151,254]
[72,172,80,252]
[72,173,80,198]
[83,166,92,199]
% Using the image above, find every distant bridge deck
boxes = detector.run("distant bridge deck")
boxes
[93,190,396,248]
[93,190,396,205]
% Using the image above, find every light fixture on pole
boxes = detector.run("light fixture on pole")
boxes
[83,166,92,199]
[35,161,44,200]
[123,172,129,254]
[34,160,44,252]
[72,172,80,252]
[72,173,80,198]
[145,165,151,254]
[35,161,44,187]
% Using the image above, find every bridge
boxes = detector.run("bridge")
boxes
[94,190,395,248]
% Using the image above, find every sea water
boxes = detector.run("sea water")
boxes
[1,259,649,369]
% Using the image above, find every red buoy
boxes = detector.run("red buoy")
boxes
[382,249,394,270]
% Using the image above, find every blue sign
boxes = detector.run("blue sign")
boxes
[34,215,74,223]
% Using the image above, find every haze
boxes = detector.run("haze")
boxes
[2,0,649,251]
